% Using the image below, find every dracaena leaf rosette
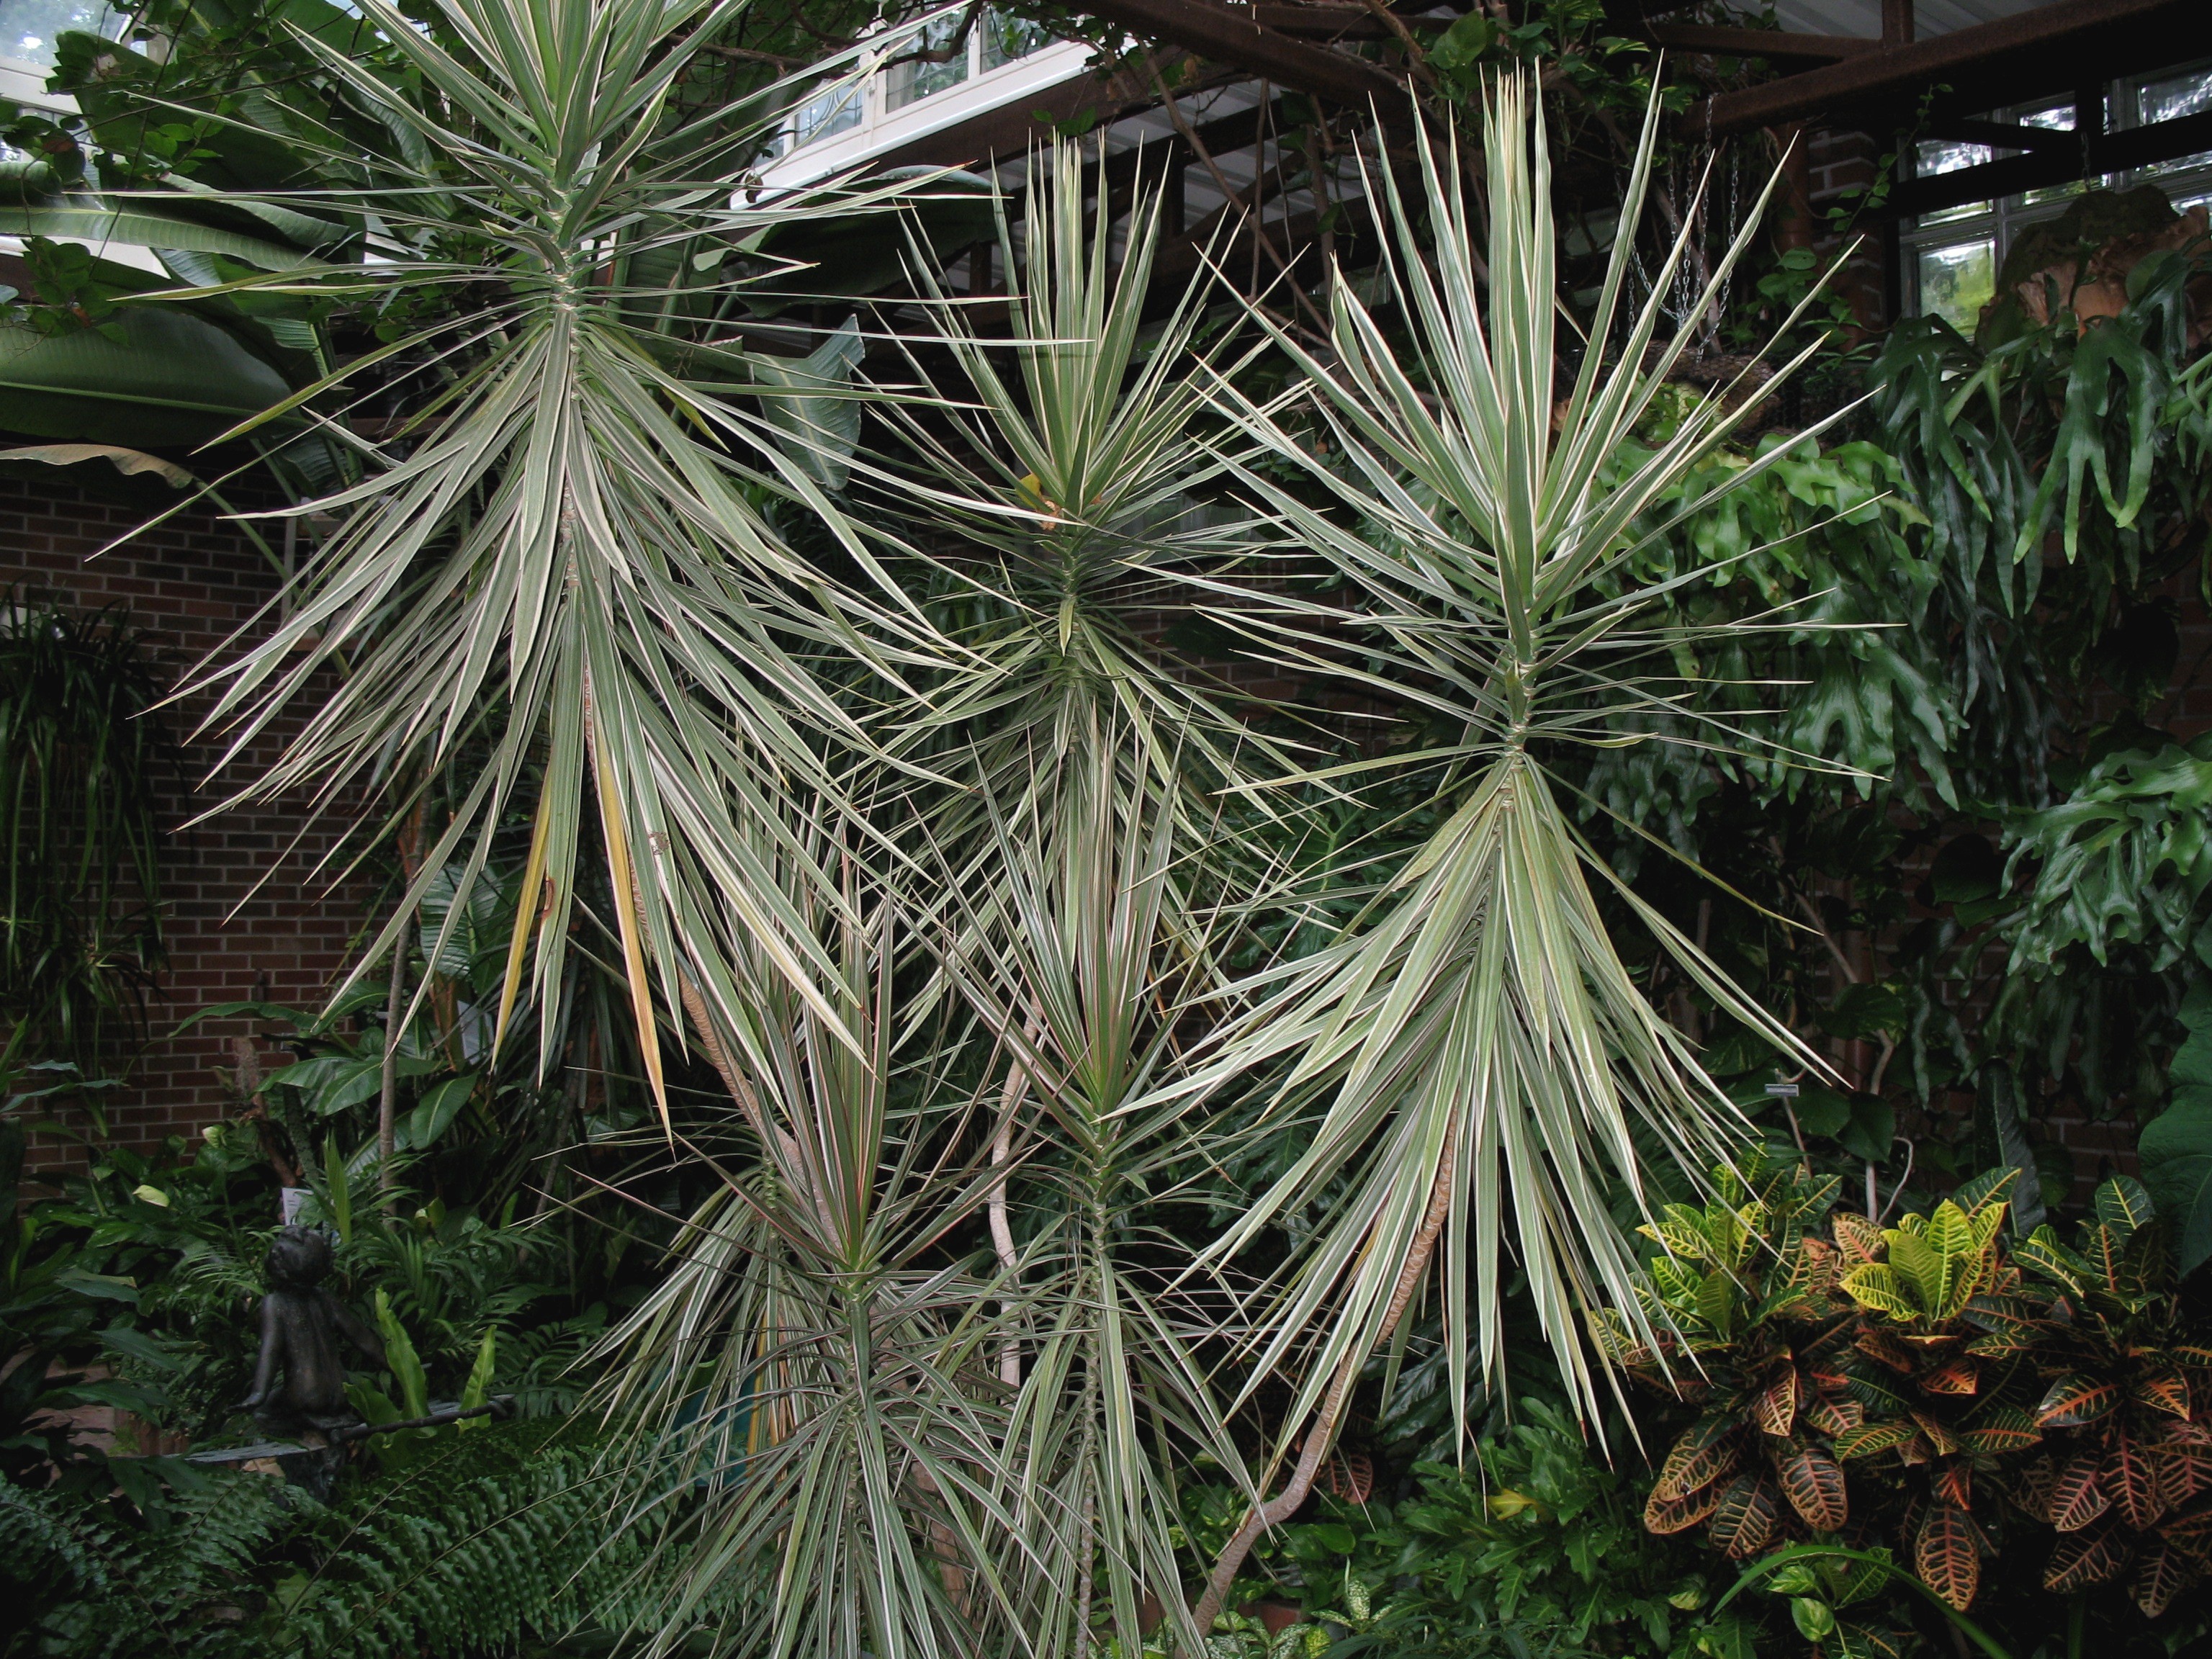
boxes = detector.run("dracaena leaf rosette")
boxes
[935,732,1256,1658]
[859,143,1290,961]
[598,846,1025,1659]
[160,0,945,1112]
[1182,72,1840,1526]
[840,160,1297,1637]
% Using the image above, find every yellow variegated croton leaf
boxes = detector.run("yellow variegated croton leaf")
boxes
[1840,1197,2010,1327]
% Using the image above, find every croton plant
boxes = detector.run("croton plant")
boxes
[1601,1159,2212,1623]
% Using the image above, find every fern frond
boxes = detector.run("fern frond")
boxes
[2,1469,298,1659]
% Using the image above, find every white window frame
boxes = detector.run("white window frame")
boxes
[755,6,1093,192]
[1902,62,2212,329]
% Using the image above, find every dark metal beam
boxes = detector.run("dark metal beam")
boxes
[1647,24,1876,65]
[1920,117,2076,154]
[1246,3,1389,38]
[1600,0,1706,24]
[1681,0,2212,138]
[1076,0,1405,108]
[1245,2,1473,37]
[1888,107,2212,218]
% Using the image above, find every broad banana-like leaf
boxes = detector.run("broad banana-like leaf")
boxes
[0,197,335,269]
[0,307,295,446]
[0,441,192,488]
[751,315,865,493]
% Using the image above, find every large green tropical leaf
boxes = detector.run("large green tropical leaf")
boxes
[0,307,295,446]
[2141,981,2212,1274]
[0,198,337,269]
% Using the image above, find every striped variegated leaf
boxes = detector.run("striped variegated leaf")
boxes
[1915,1500,1982,1610]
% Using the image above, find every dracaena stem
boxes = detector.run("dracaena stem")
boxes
[1190,1132,1460,1637]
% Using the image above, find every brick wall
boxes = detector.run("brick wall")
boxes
[1,464,369,1176]
[1805,126,1893,332]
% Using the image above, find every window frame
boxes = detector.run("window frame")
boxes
[1900,62,2212,331]
[782,4,1056,156]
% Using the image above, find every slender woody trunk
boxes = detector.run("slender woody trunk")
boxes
[375,937,406,1201]
[376,804,421,1209]
[1189,1136,1459,1637]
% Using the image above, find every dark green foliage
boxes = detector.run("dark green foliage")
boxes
[1195,1403,1746,1658]
[281,1422,693,1656]
[1,1467,302,1658]
[23,1117,608,1447]
[2141,985,2212,1273]
[1548,217,2212,1212]
[0,597,168,1091]
[0,1424,722,1659]
[0,1130,220,1490]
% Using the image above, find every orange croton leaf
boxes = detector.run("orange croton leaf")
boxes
[2133,1371,2192,1418]
[1833,1212,1883,1265]
[1931,1461,1974,1511]
[1778,1442,1850,1531]
[2052,1452,2114,1533]
[2044,1521,2133,1592]
[1833,1421,1917,1461]
[1804,1394,1864,1437]
[1653,1420,1740,1502]
[2036,1372,2121,1429]
[2108,1437,2169,1532]
[2157,1444,2212,1508]
[1643,1483,1725,1535]
[1921,1358,1981,1396]
[2131,1537,2203,1618]
[1752,1369,1799,1438]
[1957,1407,2041,1455]
[1708,1471,1780,1559]
[1916,1500,1982,1611]
[2007,1458,2062,1524]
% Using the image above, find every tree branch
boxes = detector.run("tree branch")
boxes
[1189,1131,1458,1636]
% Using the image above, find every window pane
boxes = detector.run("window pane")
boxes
[1921,198,1995,225]
[2141,68,2212,126]
[1915,139,1995,222]
[794,81,863,148]
[886,12,971,110]
[1917,240,1996,333]
[984,8,1051,68]
[2015,104,2083,200]
[1918,138,1994,176]
[0,0,117,65]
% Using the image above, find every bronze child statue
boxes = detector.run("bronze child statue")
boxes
[240,1225,385,1441]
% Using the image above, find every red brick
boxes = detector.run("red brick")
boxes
[3,474,371,1175]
